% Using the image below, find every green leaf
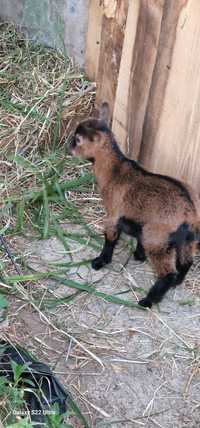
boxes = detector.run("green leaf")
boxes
[11,361,31,384]
[23,378,35,387]
[0,294,8,309]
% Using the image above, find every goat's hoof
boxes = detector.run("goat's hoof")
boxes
[134,251,146,262]
[91,257,105,270]
[138,297,152,308]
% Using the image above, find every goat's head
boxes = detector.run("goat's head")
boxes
[69,102,111,161]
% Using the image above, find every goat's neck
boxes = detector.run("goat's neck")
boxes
[93,150,121,191]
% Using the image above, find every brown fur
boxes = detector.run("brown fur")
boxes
[69,112,200,307]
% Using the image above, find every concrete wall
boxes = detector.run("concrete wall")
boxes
[0,0,89,67]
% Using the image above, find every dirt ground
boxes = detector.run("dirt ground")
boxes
[4,224,200,428]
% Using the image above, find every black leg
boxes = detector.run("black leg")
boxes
[138,272,179,308]
[91,234,119,270]
[176,257,193,284]
[134,241,146,262]
[176,262,192,284]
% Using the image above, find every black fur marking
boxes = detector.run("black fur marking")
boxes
[134,241,146,262]
[168,223,195,249]
[176,259,193,284]
[91,232,120,270]
[118,217,143,238]
[175,242,194,283]
[87,157,95,163]
[75,120,111,140]
[139,272,179,308]
[110,135,126,161]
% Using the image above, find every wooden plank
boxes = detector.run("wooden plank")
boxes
[95,0,129,117]
[112,0,140,154]
[112,0,165,157]
[139,0,188,166]
[85,0,103,81]
[141,0,200,192]
[127,0,165,159]
[139,0,200,191]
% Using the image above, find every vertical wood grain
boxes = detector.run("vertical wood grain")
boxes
[85,0,103,81]
[127,0,165,159]
[95,0,129,116]
[139,1,187,164]
[139,0,200,191]
[112,0,165,157]
[112,0,140,154]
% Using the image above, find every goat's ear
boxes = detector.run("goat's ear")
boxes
[99,102,110,126]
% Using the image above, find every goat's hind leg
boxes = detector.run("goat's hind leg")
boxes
[139,249,178,308]
[139,235,196,307]
[175,242,195,284]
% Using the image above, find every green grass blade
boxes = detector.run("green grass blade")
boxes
[6,272,58,283]
[56,278,146,310]
[6,273,145,310]
[54,180,65,201]
[15,199,25,232]
[42,184,49,239]
[1,173,95,205]
[49,259,91,268]
[52,217,72,256]
[59,173,95,193]
[7,154,40,172]
[60,199,102,242]
[41,291,80,308]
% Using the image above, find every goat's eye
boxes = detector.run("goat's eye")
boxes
[75,136,81,145]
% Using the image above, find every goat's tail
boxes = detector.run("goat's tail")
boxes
[168,222,198,270]
[168,223,195,250]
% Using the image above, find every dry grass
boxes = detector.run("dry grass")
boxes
[0,22,96,232]
[0,22,94,153]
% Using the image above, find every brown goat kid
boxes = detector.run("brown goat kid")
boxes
[69,106,200,308]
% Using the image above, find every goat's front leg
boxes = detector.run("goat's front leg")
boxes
[91,221,120,270]
[134,240,146,262]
